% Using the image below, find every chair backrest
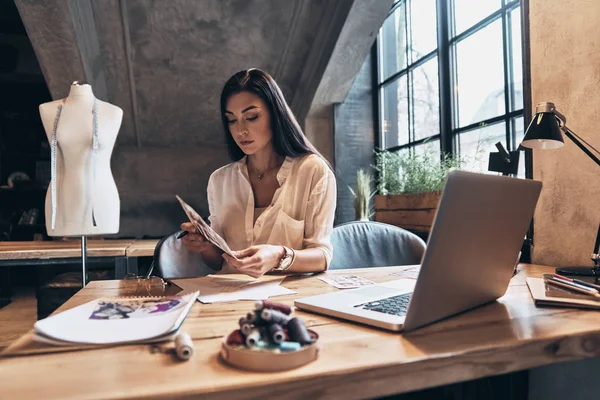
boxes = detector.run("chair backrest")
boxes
[151,231,218,279]
[329,221,426,269]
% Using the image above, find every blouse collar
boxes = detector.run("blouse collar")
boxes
[237,155,293,186]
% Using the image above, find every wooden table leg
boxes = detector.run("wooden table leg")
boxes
[126,256,139,277]
[114,256,128,279]
[0,266,12,309]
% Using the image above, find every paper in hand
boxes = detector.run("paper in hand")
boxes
[318,274,375,289]
[176,195,237,259]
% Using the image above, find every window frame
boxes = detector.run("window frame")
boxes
[375,0,527,170]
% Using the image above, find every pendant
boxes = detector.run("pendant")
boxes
[257,173,264,180]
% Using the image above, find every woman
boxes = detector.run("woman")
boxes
[181,69,336,278]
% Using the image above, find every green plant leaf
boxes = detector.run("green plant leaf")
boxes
[374,149,463,195]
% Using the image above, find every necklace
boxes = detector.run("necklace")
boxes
[50,98,99,230]
[251,164,278,180]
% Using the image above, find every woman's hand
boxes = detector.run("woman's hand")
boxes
[180,222,212,254]
[223,245,284,278]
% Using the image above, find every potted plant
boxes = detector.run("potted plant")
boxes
[374,150,461,233]
[348,169,376,221]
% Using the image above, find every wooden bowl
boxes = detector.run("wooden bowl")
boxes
[220,330,320,372]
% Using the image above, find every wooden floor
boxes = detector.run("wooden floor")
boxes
[0,287,36,350]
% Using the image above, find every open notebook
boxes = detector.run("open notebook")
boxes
[33,291,199,346]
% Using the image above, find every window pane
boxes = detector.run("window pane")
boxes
[458,122,506,173]
[513,115,524,145]
[380,3,408,82]
[512,116,525,178]
[413,139,441,161]
[409,0,437,63]
[453,0,501,36]
[382,75,409,148]
[455,20,505,127]
[510,7,523,111]
[413,57,439,140]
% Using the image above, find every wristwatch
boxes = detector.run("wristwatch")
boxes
[273,246,294,271]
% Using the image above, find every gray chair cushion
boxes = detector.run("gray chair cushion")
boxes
[329,221,426,269]
[152,231,220,279]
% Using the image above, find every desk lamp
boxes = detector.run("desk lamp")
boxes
[520,102,600,276]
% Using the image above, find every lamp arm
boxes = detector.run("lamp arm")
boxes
[561,126,600,167]
[553,108,567,124]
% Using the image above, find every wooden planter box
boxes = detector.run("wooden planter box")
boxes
[374,191,442,233]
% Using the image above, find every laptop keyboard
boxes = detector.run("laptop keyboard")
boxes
[355,293,412,317]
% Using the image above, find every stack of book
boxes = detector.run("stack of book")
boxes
[527,273,600,309]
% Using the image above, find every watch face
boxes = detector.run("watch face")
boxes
[277,247,293,270]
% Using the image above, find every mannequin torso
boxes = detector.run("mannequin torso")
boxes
[39,83,123,236]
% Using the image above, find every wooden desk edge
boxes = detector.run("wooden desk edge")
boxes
[4,264,599,400]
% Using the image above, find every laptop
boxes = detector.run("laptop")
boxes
[295,170,542,332]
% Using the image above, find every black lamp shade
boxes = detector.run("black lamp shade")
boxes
[521,112,565,150]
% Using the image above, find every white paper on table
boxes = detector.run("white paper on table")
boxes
[388,266,421,280]
[173,275,296,303]
[318,274,375,289]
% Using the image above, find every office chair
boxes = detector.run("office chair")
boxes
[150,231,219,279]
[329,221,426,269]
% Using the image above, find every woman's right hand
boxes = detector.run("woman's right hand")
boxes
[180,222,212,254]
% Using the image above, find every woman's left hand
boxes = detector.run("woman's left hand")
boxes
[223,245,284,278]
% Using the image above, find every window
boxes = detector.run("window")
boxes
[377,0,524,175]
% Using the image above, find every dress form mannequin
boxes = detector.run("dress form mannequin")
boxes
[39,82,122,237]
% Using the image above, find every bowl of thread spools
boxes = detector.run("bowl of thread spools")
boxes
[220,300,320,372]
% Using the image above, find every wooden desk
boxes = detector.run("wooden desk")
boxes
[2,264,600,399]
[0,239,136,302]
[0,240,134,260]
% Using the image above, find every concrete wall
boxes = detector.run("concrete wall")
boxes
[529,0,600,267]
[334,54,376,224]
[528,1,600,398]
[15,0,358,238]
[14,0,393,238]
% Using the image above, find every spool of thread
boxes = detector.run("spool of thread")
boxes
[245,328,261,347]
[261,308,291,325]
[287,317,312,345]
[248,310,266,326]
[278,341,301,352]
[253,340,301,352]
[258,326,269,341]
[174,332,194,361]
[226,329,246,346]
[269,323,285,344]
[255,300,294,315]
[239,316,253,335]
[246,311,256,323]
[253,340,278,351]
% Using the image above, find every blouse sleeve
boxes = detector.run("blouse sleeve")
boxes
[207,173,224,238]
[303,166,337,269]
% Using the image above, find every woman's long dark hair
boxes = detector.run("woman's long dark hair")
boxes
[220,69,322,162]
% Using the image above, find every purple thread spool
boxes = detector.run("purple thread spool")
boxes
[239,316,253,335]
[287,317,312,345]
[261,308,291,325]
[269,323,285,344]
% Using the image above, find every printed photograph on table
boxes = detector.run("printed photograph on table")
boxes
[318,274,375,289]
[90,298,184,320]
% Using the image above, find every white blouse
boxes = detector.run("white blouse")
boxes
[207,154,337,274]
